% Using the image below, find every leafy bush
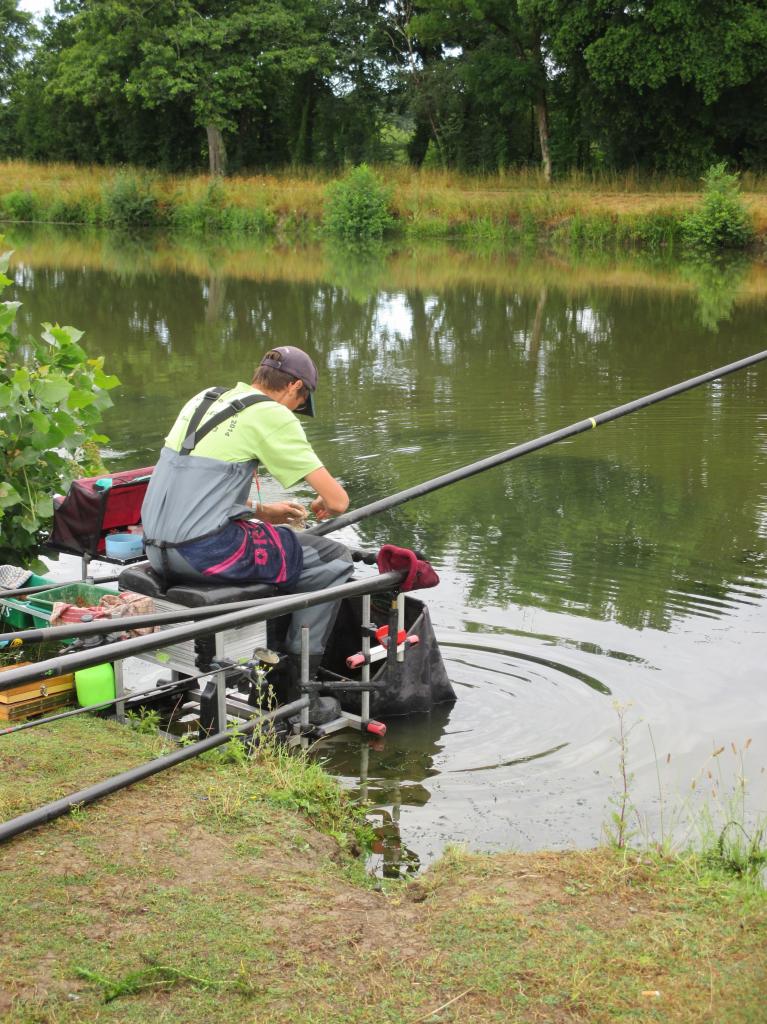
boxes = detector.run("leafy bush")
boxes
[1,190,40,222]
[682,164,754,252]
[0,242,120,568]
[103,172,160,228]
[324,164,394,242]
[48,194,101,225]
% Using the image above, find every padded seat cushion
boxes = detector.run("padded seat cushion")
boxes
[119,562,279,607]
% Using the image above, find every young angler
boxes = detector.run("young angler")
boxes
[141,346,352,673]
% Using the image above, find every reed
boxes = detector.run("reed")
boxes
[3,159,767,252]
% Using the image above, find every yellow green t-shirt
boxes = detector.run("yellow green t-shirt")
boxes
[164,383,323,489]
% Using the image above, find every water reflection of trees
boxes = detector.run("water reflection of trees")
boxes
[12,259,767,631]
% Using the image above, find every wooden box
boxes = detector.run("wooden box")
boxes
[0,662,75,716]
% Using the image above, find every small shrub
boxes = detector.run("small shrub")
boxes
[172,182,276,237]
[617,211,682,252]
[239,205,277,236]
[682,163,754,252]
[1,191,40,222]
[48,195,101,225]
[125,706,161,735]
[0,239,120,567]
[324,164,394,242]
[568,212,616,250]
[103,172,160,228]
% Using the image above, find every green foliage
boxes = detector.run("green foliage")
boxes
[75,961,251,1003]
[3,0,767,177]
[0,241,119,568]
[48,194,101,225]
[202,735,250,766]
[324,164,394,242]
[1,189,40,222]
[702,820,767,877]
[693,740,767,878]
[682,163,754,252]
[0,0,34,106]
[170,181,276,236]
[102,172,161,228]
[125,706,162,735]
[604,703,640,850]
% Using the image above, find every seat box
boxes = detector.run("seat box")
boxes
[137,597,266,675]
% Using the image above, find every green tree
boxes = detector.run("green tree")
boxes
[410,0,553,179]
[0,0,33,102]
[0,0,35,149]
[49,0,337,175]
[537,0,767,172]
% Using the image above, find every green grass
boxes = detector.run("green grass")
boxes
[0,716,764,1023]
[3,159,767,251]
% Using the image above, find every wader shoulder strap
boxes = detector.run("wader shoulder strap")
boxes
[180,390,273,456]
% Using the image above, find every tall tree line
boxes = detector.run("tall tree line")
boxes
[1,0,767,177]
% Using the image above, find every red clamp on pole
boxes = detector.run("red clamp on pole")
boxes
[374,625,408,647]
[346,634,420,670]
[366,720,386,736]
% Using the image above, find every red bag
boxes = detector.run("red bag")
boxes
[376,545,440,592]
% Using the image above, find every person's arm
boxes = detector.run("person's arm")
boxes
[305,467,349,521]
[247,499,308,526]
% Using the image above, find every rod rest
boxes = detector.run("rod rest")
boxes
[118,562,279,608]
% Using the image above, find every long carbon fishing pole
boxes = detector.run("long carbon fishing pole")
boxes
[309,349,767,537]
[0,695,309,844]
[0,675,197,736]
[0,551,378,646]
[0,570,405,692]
[0,585,277,646]
[3,353,763,682]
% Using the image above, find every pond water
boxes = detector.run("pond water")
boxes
[6,227,767,873]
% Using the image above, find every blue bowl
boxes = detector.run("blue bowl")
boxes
[105,533,144,559]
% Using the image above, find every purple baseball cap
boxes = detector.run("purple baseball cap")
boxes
[259,346,318,416]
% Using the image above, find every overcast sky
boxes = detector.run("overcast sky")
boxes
[18,1,53,16]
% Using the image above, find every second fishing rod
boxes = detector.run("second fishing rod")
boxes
[2,349,765,649]
[309,348,767,538]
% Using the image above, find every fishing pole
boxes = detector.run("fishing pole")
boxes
[0,587,276,646]
[309,349,767,537]
[0,549,379,647]
[0,694,310,845]
[0,675,198,736]
[0,570,406,692]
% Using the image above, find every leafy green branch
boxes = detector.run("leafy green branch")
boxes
[0,240,120,568]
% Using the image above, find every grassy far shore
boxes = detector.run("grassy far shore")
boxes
[0,716,765,1024]
[3,159,767,250]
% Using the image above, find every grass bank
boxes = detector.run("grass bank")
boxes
[3,160,767,250]
[0,716,764,1023]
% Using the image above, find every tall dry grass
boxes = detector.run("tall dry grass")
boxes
[3,159,767,242]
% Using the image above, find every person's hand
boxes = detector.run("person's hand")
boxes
[256,501,308,526]
[311,496,332,520]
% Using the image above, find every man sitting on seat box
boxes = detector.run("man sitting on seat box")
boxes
[141,346,353,672]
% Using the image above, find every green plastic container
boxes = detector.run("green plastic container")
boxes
[75,663,115,708]
[27,581,119,619]
[0,574,55,630]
